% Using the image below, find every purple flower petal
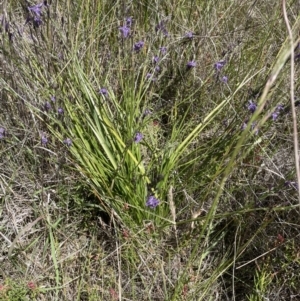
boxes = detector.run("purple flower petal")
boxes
[159,46,167,54]
[146,195,160,208]
[248,101,257,113]
[134,132,143,143]
[58,108,64,115]
[214,60,226,72]
[185,32,194,39]
[187,60,196,68]
[0,127,5,139]
[133,41,144,52]
[119,26,130,38]
[64,138,72,147]
[41,135,48,146]
[99,88,108,96]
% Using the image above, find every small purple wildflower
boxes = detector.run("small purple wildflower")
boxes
[119,26,130,38]
[133,41,144,52]
[146,195,160,208]
[0,127,5,139]
[187,60,196,68]
[185,32,194,39]
[285,181,298,190]
[58,108,64,115]
[155,21,168,36]
[214,60,226,72]
[28,2,44,17]
[33,16,42,27]
[134,132,143,143]
[28,2,45,28]
[155,66,160,72]
[159,46,167,54]
[248,100,257,113]
[50,96,56,102]
[143,109,151,117]
[146,73,156,81]
[221,76,228,83]
[44,101,51,111]
[126,17,133,27]
[64,138,72,147]
[41,135,48,146]
[272,112,279,121]
[271,104,284,121]
[241,122,248,131]
[99,88,108,96]
[152,56,159,64]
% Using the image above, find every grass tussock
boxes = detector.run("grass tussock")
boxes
[1,0,300,300]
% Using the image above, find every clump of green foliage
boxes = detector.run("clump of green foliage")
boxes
[1,0,300,300]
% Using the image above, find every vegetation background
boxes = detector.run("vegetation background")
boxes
[1,0,300,300]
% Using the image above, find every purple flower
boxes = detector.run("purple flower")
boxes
[28,2,45,27]
[58,108,64,115]
[214,60,226,72]
[285,181,298,190]
[51,96,56,102]
[146,195,160,208]
[272,111,279,121]
[119,26,130,38]
[153,56,159,64]
[248,100,257,113]
[221,76,228,83]
[126,17,133,27]
[44,101,51,111]
[133,41,144,52]
[0,127,5,139]
[41,135,48,146]
[99,88,108,96]
[185,32,194,39]
[64,138,72,147]
[33,16,42,27]
[159,46,167,54]
[155,21,168,36]
[143,109,151,117]
[146,73,156,81]
[271,104,284,121]
[134,132,143,143]
[155,66,160,72]
[28,2,44,17]
[277,104,284,111]
[241,122,248,131]
[187,60,196,68]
